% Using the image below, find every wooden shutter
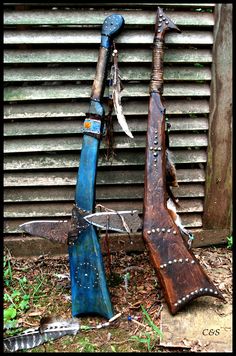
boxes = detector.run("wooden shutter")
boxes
[3,3,232,255]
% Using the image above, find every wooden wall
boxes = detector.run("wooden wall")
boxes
[3,3,232,255]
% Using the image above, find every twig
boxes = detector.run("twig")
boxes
[130,319,147,328]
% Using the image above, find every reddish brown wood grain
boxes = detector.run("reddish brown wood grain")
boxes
[143,92,224,315]
[142,7,224,315]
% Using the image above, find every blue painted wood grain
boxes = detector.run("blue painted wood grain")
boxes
[68,134,114,319]
[67,14,125,320]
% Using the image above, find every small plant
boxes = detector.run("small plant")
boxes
[227,235,233,249]
[3,253,47,335]
[129,305,163,351]
[76,337,97,352]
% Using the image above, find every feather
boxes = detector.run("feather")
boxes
[111,52,133,139]
[4,317,80,353]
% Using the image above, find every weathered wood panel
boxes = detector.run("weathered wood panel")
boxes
[4,150,207,170]
[4,183,205,202]
[4,9,214,26]
[4,3,215,8]
[4,168,205,187]
[4,100,210,119]
[4,3,231,249]
[4,49,213,64]
[4,134,208,153]
[4,117,209,136]
[4,29,213,45]
[4,83,211,101]
[4,66,212,82]
[203,4,232,230]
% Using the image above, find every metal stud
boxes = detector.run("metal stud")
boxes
[178,259,183,263]
[178,300,182,304]
[186,294,189,298]
[154,152,158,157]
[195,290,198,293]
[185,258,189,262]
[162,228,166,232]
[157,147,161,151]
[165,21,169,24]
[190,292,194,295]
[163,264,167,267]
[167,229,171,232]
[173,231,177,235]
[160,265,164,269]
[158,30,161,33]
[174,303,178,306]
[191,260,195,264]
[205,288,208,291]
[173,259,177,263]
[154,140,158,145]
[168,261,172,264]
[200,288,203,292]
[182,297,186,301]
[209,289,213,292]
[150,146,153,150]
[147,230,151,235]
[156,228,160,232]
[152,228,155,233]
[214,291,218,294]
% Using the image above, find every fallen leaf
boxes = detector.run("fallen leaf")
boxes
[28,311,44,317]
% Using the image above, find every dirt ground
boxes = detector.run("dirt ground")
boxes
[3,245,232,353]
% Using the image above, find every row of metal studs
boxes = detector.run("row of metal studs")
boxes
[147,227,177,235]
[174,288,219,306]
[149,130,162,167]
[160,258,195,269]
